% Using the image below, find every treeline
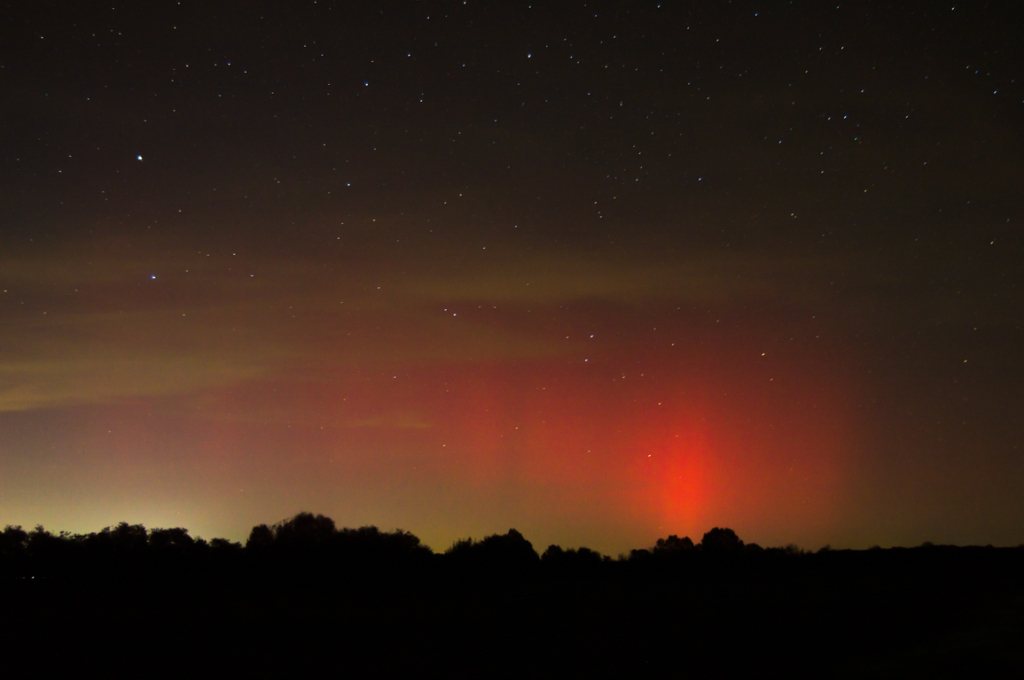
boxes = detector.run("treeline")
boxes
[4,513,1023,675]
[2,512,1015,583]
[0,512,753,580]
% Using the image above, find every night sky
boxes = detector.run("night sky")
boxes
[2,1,1022,554]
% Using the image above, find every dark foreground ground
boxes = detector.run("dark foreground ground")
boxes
[3,545,1022,677]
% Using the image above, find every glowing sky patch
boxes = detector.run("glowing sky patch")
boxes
[1,2,1022,552]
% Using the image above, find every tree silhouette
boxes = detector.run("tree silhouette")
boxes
[446,528,539,573]
[654,534,695,554]
[273,512,337,547]
[149,527,195,551]
[0,525,30,578]
[541,544,606,575]
[700,527,744,553]
[0,525,29,557]
[246,524,274,550]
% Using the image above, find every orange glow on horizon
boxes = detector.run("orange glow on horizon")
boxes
[0,290,861,553]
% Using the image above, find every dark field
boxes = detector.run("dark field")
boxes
[3,517,1022,676]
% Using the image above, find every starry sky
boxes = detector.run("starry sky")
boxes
[2,1,1022,553]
